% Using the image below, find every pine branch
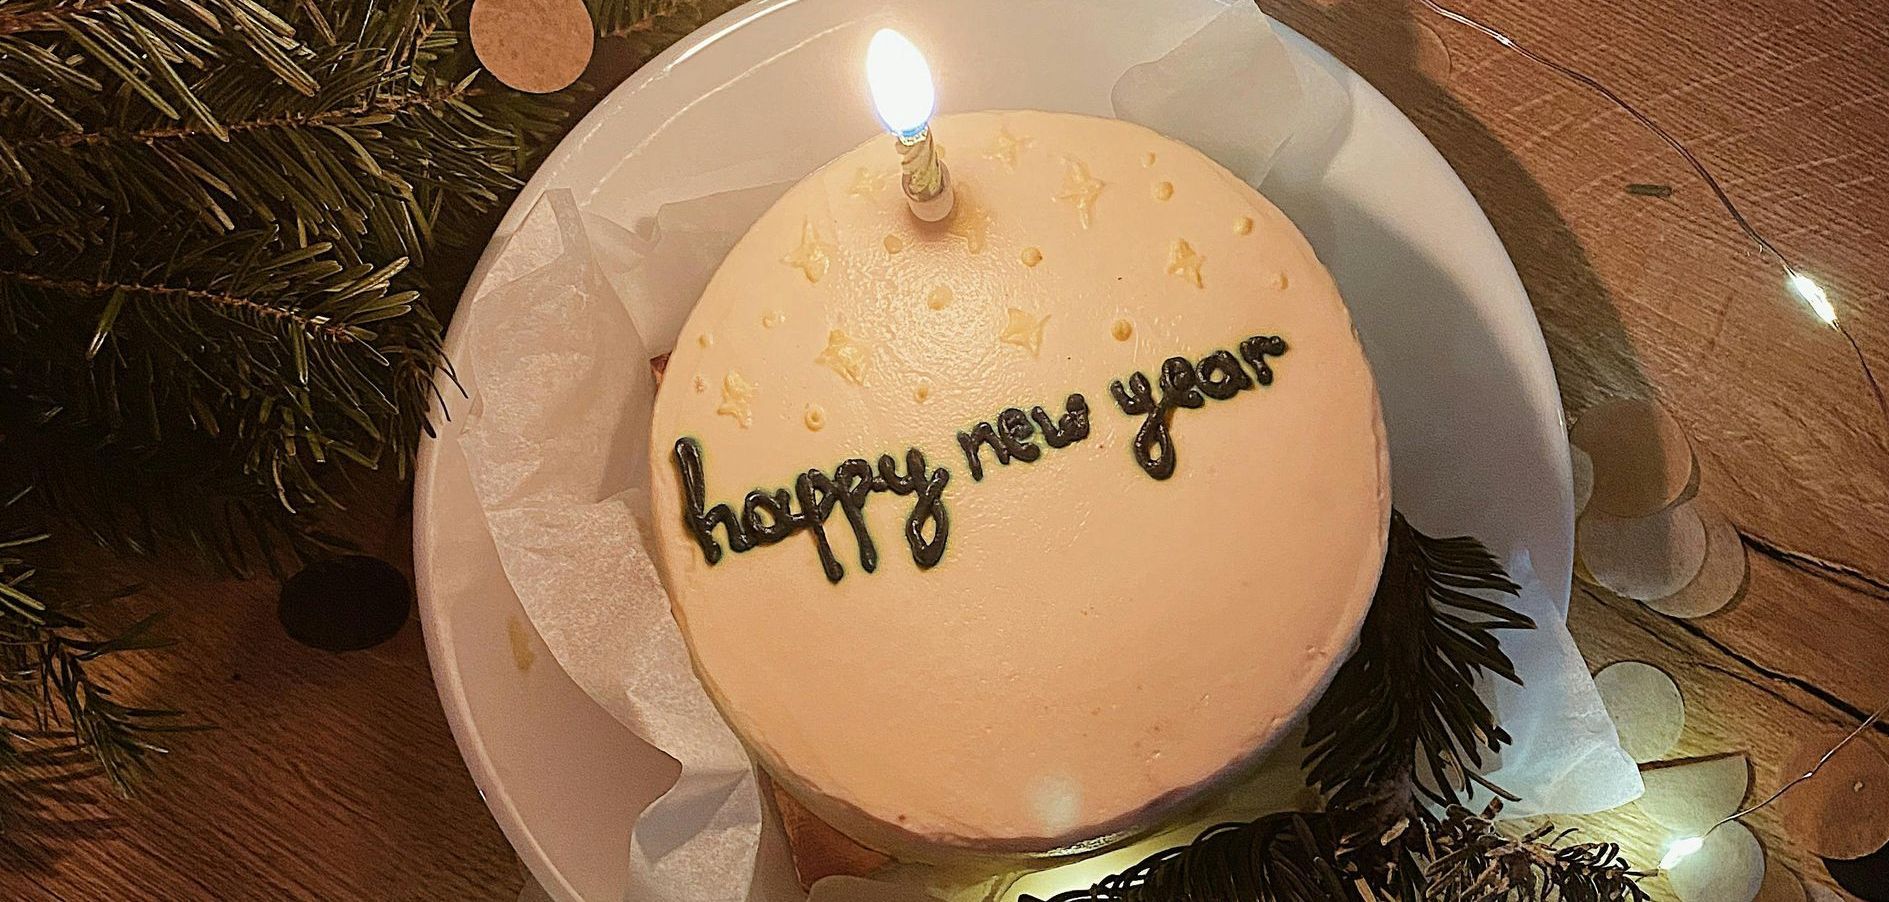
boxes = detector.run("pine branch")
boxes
[1304,511,1533,813]
[0,391,344,576]
[2,49,565,261]
[0,488,194,807]
[0,0,318,149]
[0,226,442,513]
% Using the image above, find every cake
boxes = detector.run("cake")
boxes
[647,110,1390,858]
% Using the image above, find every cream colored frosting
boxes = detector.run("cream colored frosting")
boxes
[648,111,1389,856]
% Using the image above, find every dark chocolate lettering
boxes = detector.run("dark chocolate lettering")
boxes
[1239,335,1289,386]
[878,450,951,568]
[1110,371,1178,481]
[957,421,1009,482]
[997,408,1042,463]
[742,489,796,544]
[793,470,846,582]
[1196,350,1254,400]
[833,459,879,575]
[673,438,753,561]
[1111,336,1287,481]
[1032,394,1092,448]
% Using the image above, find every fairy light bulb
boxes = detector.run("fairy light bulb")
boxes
[1789,272,1838,326]
[1659,835,1705,870]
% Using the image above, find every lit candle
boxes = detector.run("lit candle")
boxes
[866,28,954,222]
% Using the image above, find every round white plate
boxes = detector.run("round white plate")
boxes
[414,4,1573,900]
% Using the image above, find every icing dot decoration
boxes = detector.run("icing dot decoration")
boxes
[884,234,904,254]
[999,308,1050,357]
[1021,247,1044,268]
[1111,318,1134,342]
[804,404,827,432]
[1142,152,1157,167]
[1235,216,1255,235]
[762,310,786,329]
[1168,238,1206,289]
[914,382,932,403]
[698,333,714,348]
[1055,158,1106,229]
[782,218,834,283]
[1271,272,1289,290]
[1153,181,1174,201]
[716,371,756,428]
[926,285,954,310]
[815,329,872,385]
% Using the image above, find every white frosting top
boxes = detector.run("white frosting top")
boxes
[648,111,1389,856]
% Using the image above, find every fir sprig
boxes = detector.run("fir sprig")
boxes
[0,226,441,512]
[0,493,198,800]
[1028,515,1649,902]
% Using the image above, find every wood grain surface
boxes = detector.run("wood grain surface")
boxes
[3,1,1885,899]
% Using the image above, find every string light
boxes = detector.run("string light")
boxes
[1411,0,1889,874]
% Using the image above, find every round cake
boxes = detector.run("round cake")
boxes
[647,110,1389,856]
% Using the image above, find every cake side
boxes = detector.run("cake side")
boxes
[647,110,1390,857]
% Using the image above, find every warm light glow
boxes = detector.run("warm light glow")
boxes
[1790,273,1838,326]
[866,28,935,138]
[1659,835,1705,870]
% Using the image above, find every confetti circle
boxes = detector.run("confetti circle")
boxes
[1571,398,1696,518]
[1668,821,1764,902]
[1645,505,1749,618]
[1638,753,1749,834]
[1579,500,1710,601]
[1753,861,1809,902]
[1781,729,1889,861]
[278,555,412,652]
[470,0,593,94]
[1594,660,1685,762]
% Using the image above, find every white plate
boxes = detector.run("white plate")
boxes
[413,5,1574,900]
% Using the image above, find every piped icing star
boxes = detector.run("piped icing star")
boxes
[946,189,991,253]
[849,167,890,197]
[999,308,1049,357]
[717,371,756,427]
[1167,238,1205,289]
[815,328,872,385]
[782,218,834,283]
[984,125,1035,170]
[1055,158,1106,229]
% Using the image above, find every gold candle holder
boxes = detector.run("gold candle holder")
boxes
[897,126,954,222]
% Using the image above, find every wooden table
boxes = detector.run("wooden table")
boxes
[4,1,1885,899]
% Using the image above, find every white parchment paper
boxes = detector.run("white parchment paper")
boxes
[449,3,1639,900]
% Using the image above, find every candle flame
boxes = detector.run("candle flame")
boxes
[866,28,935,138]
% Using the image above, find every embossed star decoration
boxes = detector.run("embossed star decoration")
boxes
[848,166,890,198]
[814,329,872,385]
[984,125,1035,170]
[1168,238,1206,289]
[717,371,757,427]
[946,189,991,254]
[1055,158,1106,229]
[999,308,1050,357]
[782,218,834,284]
